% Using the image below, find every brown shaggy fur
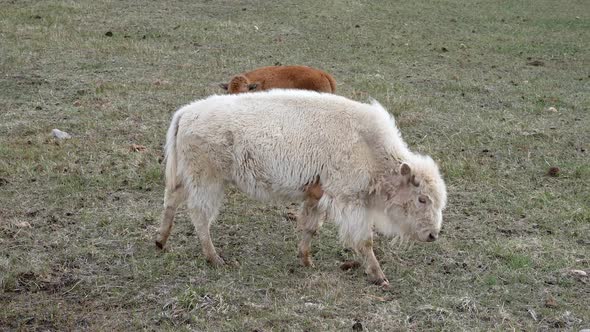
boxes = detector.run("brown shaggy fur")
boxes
[220,65,336,94]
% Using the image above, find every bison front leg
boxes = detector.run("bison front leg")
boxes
[297,198,324,267]
[335,205,389,287]
[357,238,389,287]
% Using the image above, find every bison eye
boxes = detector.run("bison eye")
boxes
[418,196,427,204]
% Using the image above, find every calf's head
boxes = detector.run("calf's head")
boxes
[219,75,259,94]
[374,157,447,242]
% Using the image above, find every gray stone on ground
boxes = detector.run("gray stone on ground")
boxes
[52,129,71,139]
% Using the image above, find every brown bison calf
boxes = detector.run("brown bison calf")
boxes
[220,65,336,94]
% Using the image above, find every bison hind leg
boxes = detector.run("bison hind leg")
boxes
[156,184,186,249]
[186,179,226,266]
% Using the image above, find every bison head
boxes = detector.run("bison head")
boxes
[220,75,259,94]
[374,157,447,242]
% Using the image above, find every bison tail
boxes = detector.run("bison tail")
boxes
[164,108,184,192]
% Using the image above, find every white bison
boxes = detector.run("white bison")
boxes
[156,89,447,286]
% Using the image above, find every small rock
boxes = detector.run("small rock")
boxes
[548,106,557,112]
[441,47,449,52]
[52,129,71,139]
[547,167,560,177]
[355,24,360,28]
[73,100,81,107]
[570,269,587,277]
[105,31,113,37]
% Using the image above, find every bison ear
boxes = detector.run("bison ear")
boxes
[410,174,420,187]
[400,163,420,186]
[219,83,229,90]
[248,83,258,91]
[400,163,412,177]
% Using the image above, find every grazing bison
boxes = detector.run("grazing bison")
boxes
[156,89,447,286]
[219,65,336,94]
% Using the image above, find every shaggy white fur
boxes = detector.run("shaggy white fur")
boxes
[156,89,447,286]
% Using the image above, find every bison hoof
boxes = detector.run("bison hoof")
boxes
[207,255,225,267]
[300,258,315,267]
[298,250,315,267]
[299,254,315,267]
[369,277,390,288]
[155,240,164,250]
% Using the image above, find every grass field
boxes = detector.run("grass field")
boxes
[1,0,589,330]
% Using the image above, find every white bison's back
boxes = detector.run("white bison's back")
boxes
[172,90,390,201]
